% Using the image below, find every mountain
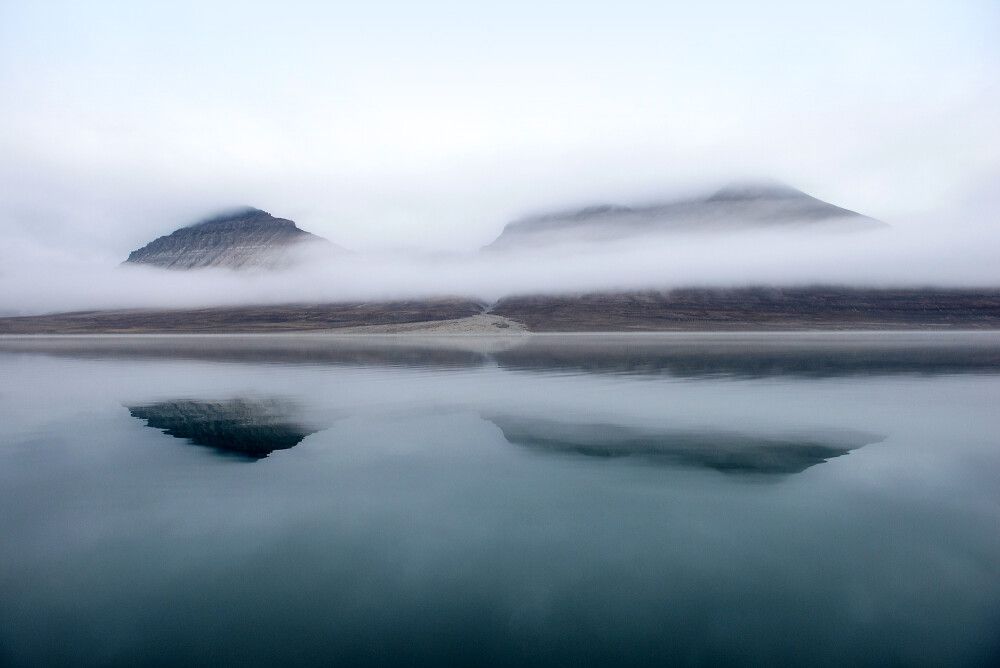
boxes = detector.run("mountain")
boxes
[124,207,340,269]
[484,182,886,251]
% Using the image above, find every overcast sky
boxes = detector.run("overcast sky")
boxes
[1,0,998,255]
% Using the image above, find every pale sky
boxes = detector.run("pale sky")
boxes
[1,0,998,256]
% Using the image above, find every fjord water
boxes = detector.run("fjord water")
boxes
[1,334,999,667]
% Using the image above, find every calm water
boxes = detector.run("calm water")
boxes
[1,333,999,667]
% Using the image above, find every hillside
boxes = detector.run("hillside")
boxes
[124,207,340,269]
[484,183,886,251]
[3,289,1000,334]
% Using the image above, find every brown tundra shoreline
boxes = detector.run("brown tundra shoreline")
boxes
[3,288,1000,335]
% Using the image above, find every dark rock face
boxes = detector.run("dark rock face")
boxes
[128,397,318,460]
[124,207,338,269]
[484,182,886,251]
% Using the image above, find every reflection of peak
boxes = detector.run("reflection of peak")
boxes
[128,398,318,460]
[488,415,881,475]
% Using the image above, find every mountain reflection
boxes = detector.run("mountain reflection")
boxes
[488,415,882,474]
[3,333,1000,378]
[492,336,1000,378]
[128,398,317,460]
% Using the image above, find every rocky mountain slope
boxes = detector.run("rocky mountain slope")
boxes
[124,207,339,269]
[484,182,886,251]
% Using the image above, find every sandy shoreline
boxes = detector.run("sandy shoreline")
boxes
[324,313,529,335]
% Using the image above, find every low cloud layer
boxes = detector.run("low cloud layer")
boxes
[3,206,999,316]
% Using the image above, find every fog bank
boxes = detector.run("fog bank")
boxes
[3,213,999,315]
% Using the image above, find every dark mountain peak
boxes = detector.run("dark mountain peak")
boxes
[125,206,340,270]
[567,203,635,218]
[705,181,805,202]
[484,180,885,250]
[508,203,634,230]
[187,206,295,231]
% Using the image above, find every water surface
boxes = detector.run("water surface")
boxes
[1,333,999,666]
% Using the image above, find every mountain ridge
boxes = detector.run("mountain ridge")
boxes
[124,207,338,270]
[485,182,886,250]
